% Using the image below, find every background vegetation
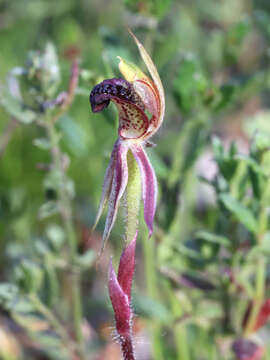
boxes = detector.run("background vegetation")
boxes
[1,0,270,359]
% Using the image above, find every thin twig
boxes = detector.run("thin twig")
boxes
[43,59,86,360]
[52,60,79,124]
[0,118,18,158]
[29,294,72,345]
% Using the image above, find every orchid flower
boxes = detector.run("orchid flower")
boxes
[90,31,165,250]
[108,233,136,360]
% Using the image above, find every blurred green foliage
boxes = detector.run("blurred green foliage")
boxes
[1,0,270,359]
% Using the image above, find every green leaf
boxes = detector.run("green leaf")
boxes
[212,137,239,180]
[15,260,43,293]
[212,136,224,158]
[12,298,35,313]
[46,224,65,251]
[33,138,51,150]
[214,84,236,112]
[38,201,59,219]
[219,193,257,233]
[174,56,208,113]
[124,0,172,18]
[252,132,270,153]
[0,283,19,308]
[197,299,223,320]
[261,232,270,255]
[76,250,95,269]
[133,294,171,323]
[235,154,264,175]
[58,114,88,156]
[196,231,230,247]
[227,18,251,45]
[148,149,169,179]
[34,240,50,257]
[30,42,60,97]
[0,87,36,123]
[245,111,270,142]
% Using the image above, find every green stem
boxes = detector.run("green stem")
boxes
[46,119,85,359]
[45,256,59,308]
[142,228,157,297]
[157,173,193,359]
[244,173,270,335]
[142,227,164,360]
[170,292,190,360]
[244,259,265,335]
[28,294,75,353]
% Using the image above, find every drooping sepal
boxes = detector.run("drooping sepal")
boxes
[92,141,117,231]
[101,140,129,251]
[130,144,157,237]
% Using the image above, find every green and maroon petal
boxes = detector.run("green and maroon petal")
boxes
[101,140,129,251]
[130,144,157,237]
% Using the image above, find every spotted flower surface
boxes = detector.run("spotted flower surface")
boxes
[90,31,165,249]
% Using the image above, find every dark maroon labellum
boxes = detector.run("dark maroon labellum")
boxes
[89,78,143,113]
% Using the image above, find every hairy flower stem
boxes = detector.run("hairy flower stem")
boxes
[121,336,136,360]
[46,118,86,359]
[108,236,137,360]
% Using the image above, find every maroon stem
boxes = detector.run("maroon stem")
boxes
[120,335,136,360]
